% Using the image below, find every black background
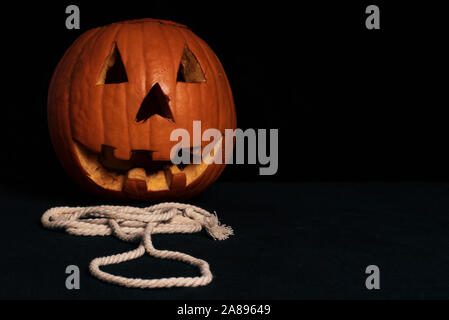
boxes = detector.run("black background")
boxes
[1,1,449,300]
[2,0,448,186]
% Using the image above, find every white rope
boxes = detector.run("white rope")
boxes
[41,202,233,288]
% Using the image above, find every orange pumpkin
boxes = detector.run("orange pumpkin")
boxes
[48,19,236,201]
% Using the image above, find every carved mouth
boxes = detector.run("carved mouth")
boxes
[73,140,211,193]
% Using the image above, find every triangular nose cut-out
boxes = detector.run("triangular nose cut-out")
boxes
[97,44,128,84]
[136,83,174,123]
[176,46,206,83]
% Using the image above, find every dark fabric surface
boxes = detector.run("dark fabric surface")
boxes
[1,181,448,299]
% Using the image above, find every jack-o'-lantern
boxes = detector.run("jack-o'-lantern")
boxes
[48,19,236,201]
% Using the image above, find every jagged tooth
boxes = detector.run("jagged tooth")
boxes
[164,166,187,191]
[123,168,148,195]
[127,168,147,180]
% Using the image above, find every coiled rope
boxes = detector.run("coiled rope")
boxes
[41,202,233,289]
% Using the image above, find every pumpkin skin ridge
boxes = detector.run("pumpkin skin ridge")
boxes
[94,24,125,156]
[192,29,222,135]
[177,28,208,137]
[175,26,227,151]
[48,27,103,192]
[48,19,236,201]
[122,23,142,155]
[181,26,237,134]
[49,24,132,200]
[196,32,237,131]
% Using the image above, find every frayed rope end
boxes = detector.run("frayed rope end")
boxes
[203,213,234,240]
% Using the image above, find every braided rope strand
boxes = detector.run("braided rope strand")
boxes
[41,202,233,289]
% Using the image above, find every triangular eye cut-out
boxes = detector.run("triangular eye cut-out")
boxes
[97,44,128,84]
[176,46,206,83]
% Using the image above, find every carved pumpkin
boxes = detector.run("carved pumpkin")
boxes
[48,19,236,201]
